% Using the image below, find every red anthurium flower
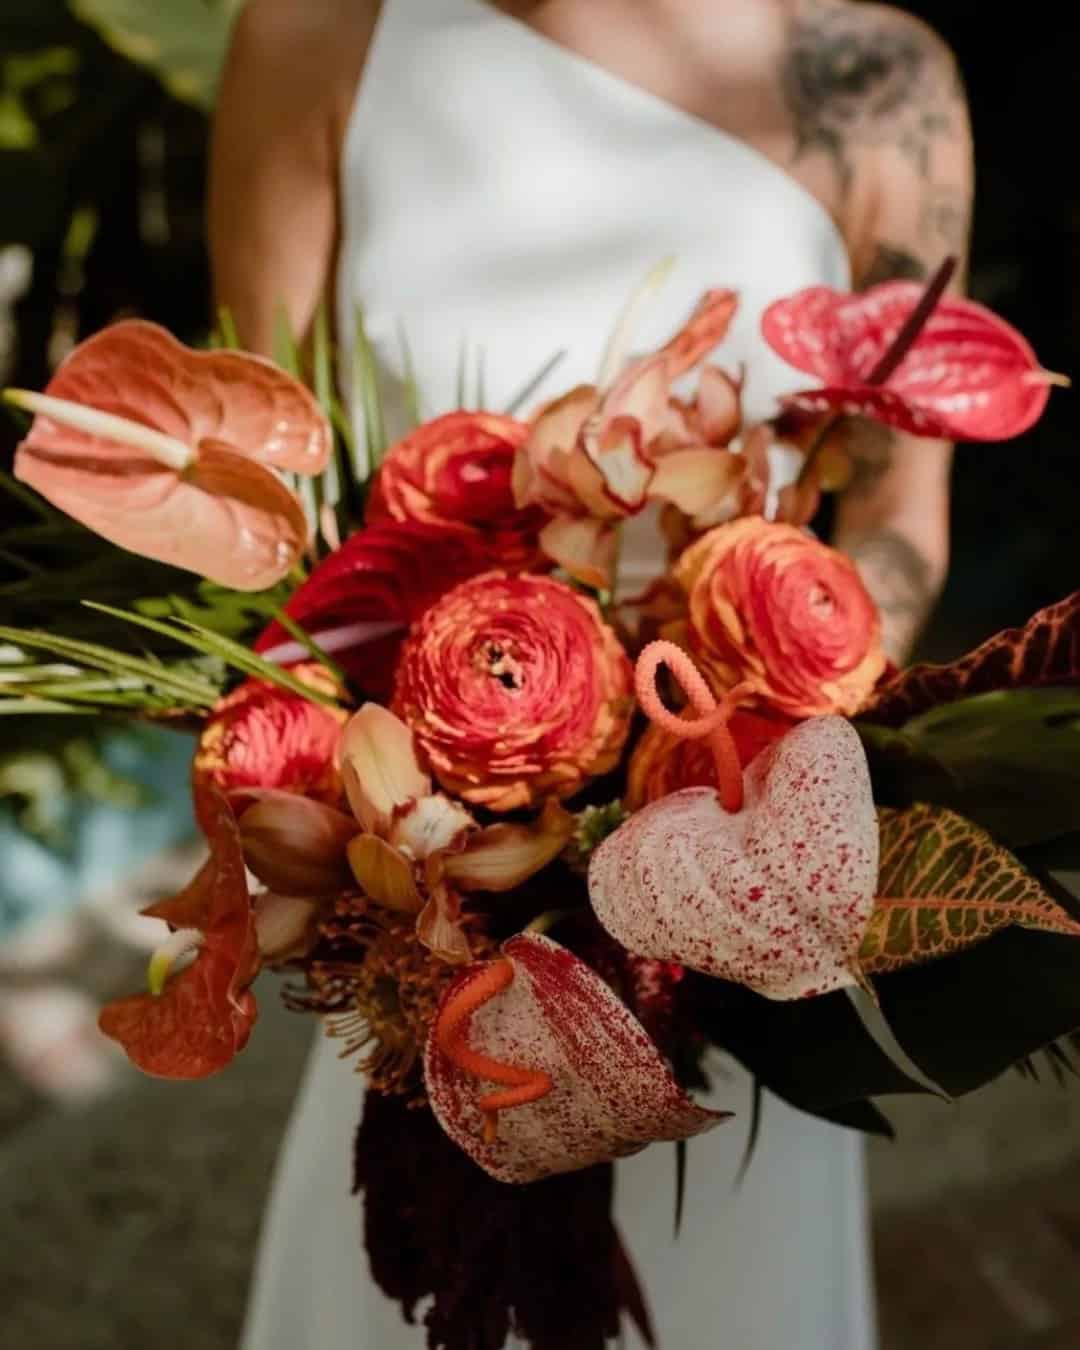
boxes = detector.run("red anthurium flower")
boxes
[424,932,727,1183]
[762,281,1063,441]
[254,520,495,699]
[7,320,331,590]
[98,792,260,1079]
[590,659,879,1001]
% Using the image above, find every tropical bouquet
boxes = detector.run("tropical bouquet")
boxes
[1,257,1078,1349]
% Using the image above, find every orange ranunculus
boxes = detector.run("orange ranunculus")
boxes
[391,573,633,812]
[367,412,549,571]
[625,707,795,810]
[192,663,348,831]
[672,519,886,718]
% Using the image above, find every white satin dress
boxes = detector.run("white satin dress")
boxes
[241,3,878,1346]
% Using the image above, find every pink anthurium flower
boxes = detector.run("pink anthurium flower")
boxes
[588,644,879,1001]
[514,290,747,589]
[762,280,1066,441]
[424,932,727,1183]
[7,320,331,590]
[339,705,575,964]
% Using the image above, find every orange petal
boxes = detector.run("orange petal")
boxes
[339,703,431,834]
[695,365,743,445]
[237,792,357,896]
[648,447,745,519]
[416,882,473,965]
[659,290,739,380]
[594,355,671,447]
[346,834,423,913]
[443,800,575,892]
[579,416,655,514]
[253,893,321,962]
[16,437,309,591]
[538,516,617,591]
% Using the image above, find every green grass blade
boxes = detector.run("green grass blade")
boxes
[504,349,567,416]
[270,609,347,686]
[456,337,468,408]
[352,302,387,473]
[217,306,242,350]
[476,344,487,409]
[0,470,53,522]
[272,303,302,377]
[83,604,343,709]
[0,694,95,715]
[0,623,220,703]
[397,322,421,428]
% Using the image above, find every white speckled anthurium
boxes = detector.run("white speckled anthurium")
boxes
[588,642,879,1001]
[424,932,727,1184]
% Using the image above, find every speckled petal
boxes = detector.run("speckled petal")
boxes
[424,932,727,1184]
[588,717,878,1000]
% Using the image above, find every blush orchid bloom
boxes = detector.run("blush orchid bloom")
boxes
[339,704,575,964]
[588,642,880,1001]
[7,320,331,591]
[513,288,749,589]
[425,932,727,1183]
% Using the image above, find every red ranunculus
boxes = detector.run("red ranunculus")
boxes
[191,663,347,832]
[672,519,886,718]
[392,572,633,811]
[254,521,495,698]
[368,412,549,571]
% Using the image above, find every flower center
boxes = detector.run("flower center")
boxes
[807,582,836,621]
[481,641,525,692]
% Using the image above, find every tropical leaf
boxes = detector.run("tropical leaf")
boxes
[861,804,1080,976]
[862,590,1080,727]
[858,686,1080,848]
[67,0,242,111]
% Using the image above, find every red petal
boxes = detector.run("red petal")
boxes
[254,521,494,697]
[862,589,1080,726]
[99,792,259,1079]
[16,439,309,591]
[20,320,330,472]
[659,289,739,380]
[763,284,1051,441]
[589,718,879,1000]
[424,933,726,1184]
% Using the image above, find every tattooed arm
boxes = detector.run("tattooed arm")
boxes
[783,2,974,662]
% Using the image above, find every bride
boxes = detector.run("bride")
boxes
[209,1,971,1345]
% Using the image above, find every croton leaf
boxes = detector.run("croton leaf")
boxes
[858,686,1080,849]
[860,803,1080,976]
[863,590,1080,727]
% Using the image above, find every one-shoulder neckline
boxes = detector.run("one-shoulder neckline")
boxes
[458,0,849,267]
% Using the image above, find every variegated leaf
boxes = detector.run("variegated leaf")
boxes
[862,591,1080,727]
[861,803,1080,975]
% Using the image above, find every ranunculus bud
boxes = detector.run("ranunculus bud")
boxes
[192,664,347,831]
[367,412,548,571]
[672,519,886,717]
[392,572,633,812]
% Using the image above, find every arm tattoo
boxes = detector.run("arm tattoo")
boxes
[782,1,962,197]
[861,244,928,287]
[842,528,937,664]
[838,418,898,498]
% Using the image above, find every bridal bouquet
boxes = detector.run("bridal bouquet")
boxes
[2,261,1077,1348]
